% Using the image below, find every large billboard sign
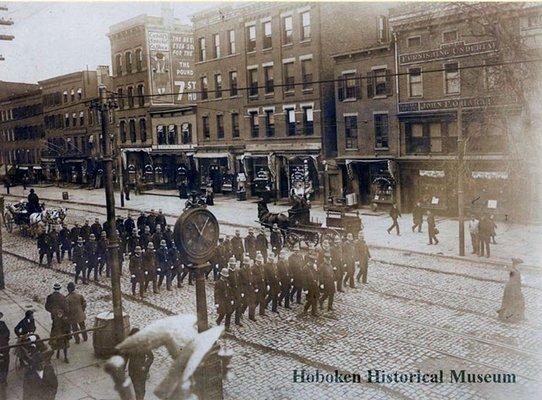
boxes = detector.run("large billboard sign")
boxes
[171,33,197,103]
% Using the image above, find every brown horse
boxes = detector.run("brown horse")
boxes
[257,200,289,230]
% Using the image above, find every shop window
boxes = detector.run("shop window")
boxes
[115,54,122,75]
[283,62,295,92]
[214,74,222,98]
[167,124,177,144]
[408,68,423,97]
[443,30,458,43]
[444,62,460,94]
[264,66,274,93]
[302,59,313,90]
[429,123,442,152]
[249,111,259,137]
[301,11,311,40]
[282,16,293,45]
[79,111,85,126]
[125,51,133,73]
[248,68,258,96]
[231,113,240,138]
[228,30,236,54]
[119,121,126,143]
[303,107,313,135]
[129,120,136,142]
[345,115,358,149]
[374,113,389,148]
[285,108,296,136]
[157,125,166,145]
[213,33,220,58]
[229,71,238,96]
[217,115,224,139]
[406,123,427,153]
[140,119,147,142]
[246,25,256,52]
[264,110,275,137]
[127,86,134,108]
[202,116,210,139]
[263,21,272,49]
[135,49,143,71]
[198,37,206,61]
[200,76,208,100]
[137,84,145,106]
[181,123,192,144]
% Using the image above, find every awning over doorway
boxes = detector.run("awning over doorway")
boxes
[193,152,230,159]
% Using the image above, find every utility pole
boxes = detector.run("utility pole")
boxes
[457,103,465,256]
[0,196,5,289]
[91,87,125,343]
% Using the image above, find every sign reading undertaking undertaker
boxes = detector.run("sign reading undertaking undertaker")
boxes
[399,40,497,65]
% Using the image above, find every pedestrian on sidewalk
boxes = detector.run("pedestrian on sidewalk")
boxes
[15,310,36,338]
[123,183,131,201]
[412,202,423,233]
[387,204,401,236]
[497,258,525,323]
[355,231,370,284]
[489,214,498,244]
[0,312,10,399]
[22,350,58,400]
[45,283,67,321]
[65,282,87,344]
[49,309,70,363]
[427,210,439,245]
[478,214,492,258]
[126,327,154,400]
[468,215,480,254]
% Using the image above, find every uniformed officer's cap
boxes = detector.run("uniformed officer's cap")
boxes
[220,268,230,278]
[77,237,84,243]
[160,239,167,246]
[147,242,154,249]
[135,246,142,252]
[255,253,264,263]
[101,231,106,236]
[243,256,251,265]
[334,236,341,243]
[89,234,95,240]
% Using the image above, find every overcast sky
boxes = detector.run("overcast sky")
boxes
[0,1,217,83]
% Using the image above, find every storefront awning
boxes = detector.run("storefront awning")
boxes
[193,152,230,159]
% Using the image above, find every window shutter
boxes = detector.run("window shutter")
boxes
[337,76,344,102]
[355,74,362,99]
[385,69,393,96]
[367,71,374,98]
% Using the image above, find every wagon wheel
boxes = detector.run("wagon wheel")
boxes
[304,232,319,247]
[286,232,300,249]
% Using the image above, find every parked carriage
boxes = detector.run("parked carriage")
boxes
[257,197,362,249]
[2,201,67,237]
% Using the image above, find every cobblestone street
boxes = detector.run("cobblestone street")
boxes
[1,199,541,399]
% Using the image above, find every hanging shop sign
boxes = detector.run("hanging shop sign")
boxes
[419,170,445,178]
[399,40,498,65]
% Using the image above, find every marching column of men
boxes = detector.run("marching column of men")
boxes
[213,229,371,332]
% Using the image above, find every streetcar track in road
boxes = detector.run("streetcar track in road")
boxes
[3,247,539,384]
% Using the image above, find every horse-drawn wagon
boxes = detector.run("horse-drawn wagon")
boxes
[2,200,67,237]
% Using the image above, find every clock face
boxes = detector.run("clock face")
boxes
[174,208,219,264]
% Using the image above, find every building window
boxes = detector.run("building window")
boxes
[248,68,258,96]
[301,59,313,89]
[125,51,133,73]
[229,71,238,96]
[213,33,220,58]
[246,25,256,52]
[264,66,274,93]
[374,113,389,148]
[263,21,272,49]
[285,108,296,136]
[135,49,143,71]
[72,113,77,126]
[70,89,75,102]
[129,120,136,142]
[377,15,389,43]
[430,123,442,152]
[264,109,275,137]
[89,109,94,126]
[200,76,208,100]
[301,11,311,40]
[340,73,358,100]
[77,88,82,100]
[283,62,295,92]
[127,86,134,108]
[444,62,460,94]
[198,37,206,61]
[443,30,458,43]
[79,111,85,126]
[137,84,145,106]
[302,106,313,135]
[228,30,236,54]
[139,119,147,142]
[117,88,124,109]
[167,124,177,144]
[157,125,166,145]
[202,116,210,139]
[345,116,358,149]
[217,115,224,139]
[249,111,259,137]
[115,54,122,75]
[181,123,192,144]
[407,36,421,47]
[373,68,389,96]
[231,113,240,138]
[282,16,293,45]
[64,113,70,127]
[213,74,222,99]
[408,68,423,97]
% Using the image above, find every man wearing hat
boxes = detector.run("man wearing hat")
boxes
[97,231,108,278]
[143,242,158,294]
[319,253,336,312]
[48,225,61,264]
[227,257,243,327]
[244,228,257,260]
[238,256,256,321]
[156,209,166,230]
[69,222,81,251]
[264,254,281,313]
[302,254,319,317]
[59,223,72,262]
[90,218,102,239]
[65,282,87,344]
[72,237,87,284]
[331,235,345,293]
[37,228,51,267]
[80,219,91,242]
[342,233,356,289]
[156,240,171,291]
[127,229,139,256]
[45,283,67,322]
[277,251,291,309]
[256,228,269,263]
[355,231,371,284]
[152,225,164,249]
[168,242,182,289]
[85,233,99,282]
[163,224,174,249]
[139,225,152,250]
[252,253,267,316]
[214,268,233,332]
[231,230,244,262]
[137,211,147,235]
[129,246,145,298]
[124,213,135,236]
[270,223,283,257]
[147,209,157,234]
[288,245,305,304]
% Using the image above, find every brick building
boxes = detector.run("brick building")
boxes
[191,2,390,199]
[39,68,110,185]
[108,9,198,190]
[390,2,542,222]
[0,87,44,183]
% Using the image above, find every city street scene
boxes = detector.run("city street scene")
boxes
[0,1,541,399]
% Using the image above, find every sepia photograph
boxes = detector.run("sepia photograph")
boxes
[0,0,541,399]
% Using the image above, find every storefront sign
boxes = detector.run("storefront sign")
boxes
[399,97,494,113]
[170,33,197,104]
[487,199,498,209]
[148,31,173,105]
[471,171,508,179]
[399,40,498,65]
[419,170,445,178]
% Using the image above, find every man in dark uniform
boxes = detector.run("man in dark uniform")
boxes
[37,229,51,267]
[156,209,166,230]
[270,223,282,257]
[124,213,135,236]
[136,212,147,234]
[85,234,99,282]
[102,219,111,236]
[355,231,370,284]
[331,235,345,293]
[288,246,305,304]
[146,209,157,234]
[277,250,291,309]
[156,240,171,291]
[69,222,81,250]
[255,228,269,262]
[59,223,72,261]
[91,218,102,239]
[253,253,267,316]
[230,230,244,262]
[48,225,61,264]
[215,268,233,332]
[387,203,402,236]
[238,256,256,321]
[80,219,91,242]
[27,188,40,214]
[143,242,158,294]
[129,246,145,298]
[127,230,139,255]
[139,225,151,250]
[97,231,108,277]
[244,228,257,259]
[227,258,243,327]
[302,255,319,316]
[265,255,281,313]
[163,225,174,249]
[319,253,336,311]
[168,244,182,289]
[72,237,87,284]
[151,225,164,249]
[342,233,356,289]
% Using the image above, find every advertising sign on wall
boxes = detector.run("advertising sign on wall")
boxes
[171,33,197,104]
[148,31,173,104]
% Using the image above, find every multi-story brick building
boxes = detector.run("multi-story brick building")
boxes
[108,9,197,190]
[191,2,390,199]
[389,2,542,222]
[0,86,44,184]
[39,68,110,184]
